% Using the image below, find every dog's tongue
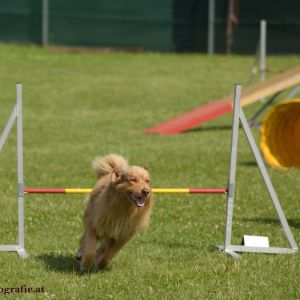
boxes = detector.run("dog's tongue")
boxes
[136,196,145,207]
[128,192,145,207]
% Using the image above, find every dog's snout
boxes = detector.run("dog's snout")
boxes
[142,188,150,196]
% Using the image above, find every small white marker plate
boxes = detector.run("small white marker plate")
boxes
[242,235,269,248]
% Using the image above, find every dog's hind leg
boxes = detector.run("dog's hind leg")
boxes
[95,237,126,270]
[80,228,97,271]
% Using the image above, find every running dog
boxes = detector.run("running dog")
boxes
[76,154,153,271]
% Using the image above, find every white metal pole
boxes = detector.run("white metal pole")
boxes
[207,0,215,55]
[223,84,241,259]
[16,83,28,259]
[0,105,17,152]
[260,20,267,83]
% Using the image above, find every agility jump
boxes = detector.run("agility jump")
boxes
[0,83,297,260]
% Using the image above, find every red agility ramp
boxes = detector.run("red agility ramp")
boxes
[145,101,232,135]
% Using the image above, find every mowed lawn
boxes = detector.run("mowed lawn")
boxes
[0,44,300,299]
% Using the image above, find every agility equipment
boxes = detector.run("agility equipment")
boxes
[24,188,228,194]
[0,83,298,259]
[145,65,300,134]
[218,85,297,257]
[260,99,300,169]
[0,84,27,258]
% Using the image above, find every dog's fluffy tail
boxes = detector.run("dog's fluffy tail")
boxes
[92,154,129,179]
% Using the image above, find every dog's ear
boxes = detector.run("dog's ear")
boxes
[111,168,123,184]
[143,166,149,171]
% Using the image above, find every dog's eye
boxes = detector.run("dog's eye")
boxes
[130,178,138,183]
[145,179,150,184]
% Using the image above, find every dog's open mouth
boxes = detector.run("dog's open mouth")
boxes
[127,192,145,207]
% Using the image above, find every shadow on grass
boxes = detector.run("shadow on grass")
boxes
[240,161,257,167]
[37,253,108,275]
[186,125,232,134]
[37,253,80,274]
[241,217,300,229]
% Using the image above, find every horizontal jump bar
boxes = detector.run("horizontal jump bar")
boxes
[24,188,228,195]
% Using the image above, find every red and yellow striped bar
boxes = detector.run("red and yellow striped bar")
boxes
[24,187,227,195]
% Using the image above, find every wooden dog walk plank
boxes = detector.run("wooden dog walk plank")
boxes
[145,65,300,135]
[240,65,300,106]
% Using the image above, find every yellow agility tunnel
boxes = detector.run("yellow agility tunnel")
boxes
[260,99,300,169]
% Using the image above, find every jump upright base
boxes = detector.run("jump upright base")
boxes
[220,84,298,259]
[0,84,28,259]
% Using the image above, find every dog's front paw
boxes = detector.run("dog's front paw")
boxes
[80,262,93,272]
[80,254,95,272]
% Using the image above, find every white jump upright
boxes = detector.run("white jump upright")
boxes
[0,83,297,259]
[0,83,28,258]
[218,84,298,258]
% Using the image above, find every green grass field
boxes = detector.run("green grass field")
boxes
[0,44,300,299]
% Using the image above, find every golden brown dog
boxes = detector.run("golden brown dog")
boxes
[76,154,153,271]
